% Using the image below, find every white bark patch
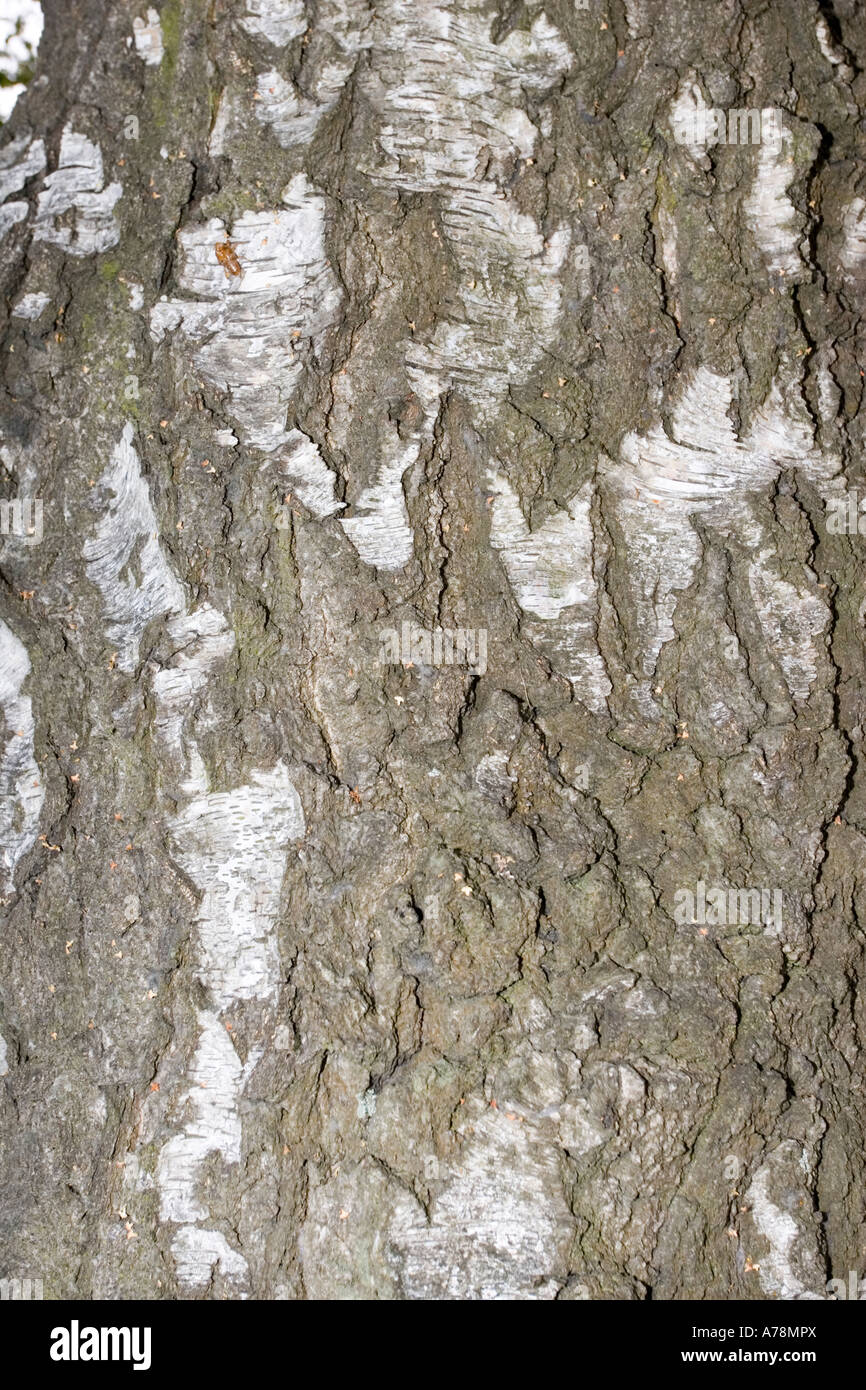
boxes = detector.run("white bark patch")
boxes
[746,1148,823,1300]
[489,475,595,619]
[301,1106,572,1299]
[157,1010,243,1223]
[840,197,866,273]
[170,766,305,1007]
[604,367,835,692]
[254,70,315,145]
[157,764,304,1286]
[389,1107,572,1298]
[406,223,570,420]
[150,175,342,453]
[657,204,680,321]
[152,605,236,762]
[83,423,185,671]
[335,1,572,570]
[144,583,257,1286]
[0,201,27,238]
[240,0,306,47]
[747,376,833,479]
[274,430,343,518]
[171,1224,250,1290]
[362,2,569,193]
[747,556,828,701]
[339,438,418,569]
[0,131,45,202]
[744,122,801,277]
[359,0,571,417]
[253,1,371,147]
[488,473,609,711]
[207,89,239,158]
[0,620,43,892]
[815,16,848,69]
[617,369,776,505]
[34,128,122,256]
[11,291,49,319]
[0,133,45,239]
[132,8,163,65]
[0,1031,7,1076]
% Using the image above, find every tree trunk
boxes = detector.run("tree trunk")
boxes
[1,0,864,1301]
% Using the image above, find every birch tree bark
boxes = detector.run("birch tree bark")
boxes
[1,0,865,1300]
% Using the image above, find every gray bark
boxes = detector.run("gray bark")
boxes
[0,0,865,1300]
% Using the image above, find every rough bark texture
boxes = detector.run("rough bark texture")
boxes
[1,0,865,1301]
